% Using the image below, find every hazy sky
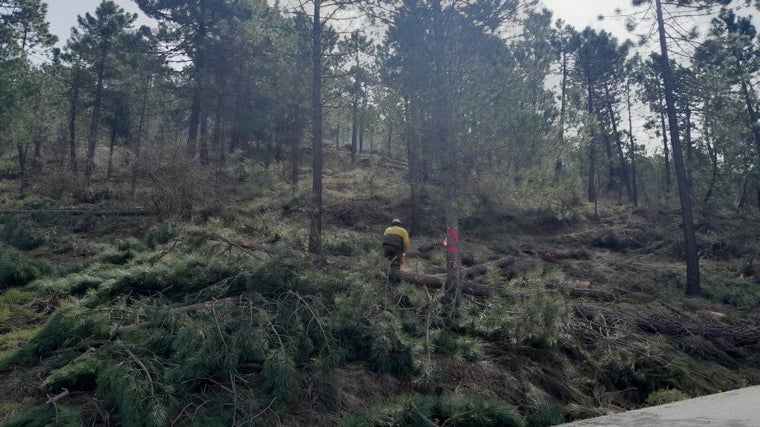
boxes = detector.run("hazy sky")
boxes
[46,0,636,47]
[47,0,145,45]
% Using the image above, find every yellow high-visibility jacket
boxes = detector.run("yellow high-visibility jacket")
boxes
[383,226,410,251]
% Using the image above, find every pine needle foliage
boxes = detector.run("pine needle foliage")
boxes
[2,403,82,427]
[143,222,180,249]
[368,333,415,376]
[165,317,245,391]
[0,248,52,289]
[85,254,239,306]
[96,352,177,427]
[434,395,525,427]
[0,215,44,250]
[44,351,101,392]
[526,404,566,427]
[262,348,298,407]
[227,258,310,297]
[12,306,109,366]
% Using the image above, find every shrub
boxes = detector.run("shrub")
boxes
[702,278,760,308]
[435,395,525,427]
[144,223,179,249]
[527,404,566,427]
[645,388,689,405]
[0,215,44,250]
[368,333,414,376]
[0,249,51,288]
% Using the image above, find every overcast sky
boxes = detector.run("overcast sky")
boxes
[47,0,638,48]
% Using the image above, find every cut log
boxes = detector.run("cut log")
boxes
[386,269,494,297]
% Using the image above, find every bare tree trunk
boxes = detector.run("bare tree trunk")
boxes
[15,139,27,191]
[626,76,638,206]
[738,76,760,210]
[658,92,671,195]
[308,0,324,254]
[605,83,632,202]
[351,77,359,164]
[199,114,209,166]
[655,0,700,296]
[212,93,224,165]
[131,74,150,197]
[68,67,81,172]
[586,80,597,205]
[85,58,105,184]
[186,80,201,160]
[107,124,116,180]
[359,93,367,155]
[386,122,392,158]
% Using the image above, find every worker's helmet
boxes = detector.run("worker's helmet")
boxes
[391,218,402,226]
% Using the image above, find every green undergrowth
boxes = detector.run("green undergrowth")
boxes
[2,199,760,425]
[0,248,53,289]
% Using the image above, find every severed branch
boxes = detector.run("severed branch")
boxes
[46,388,70,405]
[110,297,239,336]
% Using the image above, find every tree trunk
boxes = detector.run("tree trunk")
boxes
[702,104,718,205]
[351,77,359,164]
[68,67,81,172]
[85,58,105,184]
[131,74,150,197]
[386,122,392,158]
[107,124,116,180]
[308,0,324,254]
[186,79,202,160]
[199,113,209,166]
[15,139,27,190]
[738,76,760,210]
[655,0,700,296]
[407,127,422,236]
[658,92,671,194]
[586,79,597,204]
[605,83,632,202]
[626,76,638,206]
[213,92,224,165]
[359,93,367,155]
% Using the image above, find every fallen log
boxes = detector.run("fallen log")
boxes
[575,304,760,346]
[386,269,495,297]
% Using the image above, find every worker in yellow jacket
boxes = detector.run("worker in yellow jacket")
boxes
[382,218,410,270]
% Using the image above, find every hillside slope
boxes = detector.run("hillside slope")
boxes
[1,151,759,426]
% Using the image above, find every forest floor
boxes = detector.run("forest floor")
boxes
[1,150,760,426]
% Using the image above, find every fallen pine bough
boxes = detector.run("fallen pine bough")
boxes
[575,304,760,347]
[110,297,240,336]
